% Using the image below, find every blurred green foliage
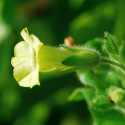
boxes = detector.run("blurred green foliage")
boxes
[0,0,125,125]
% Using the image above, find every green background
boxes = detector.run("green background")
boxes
[0,0,125,125]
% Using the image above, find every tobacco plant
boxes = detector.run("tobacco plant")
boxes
[11,28,125,125]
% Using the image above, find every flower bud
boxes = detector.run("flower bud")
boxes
[107,86,125,103]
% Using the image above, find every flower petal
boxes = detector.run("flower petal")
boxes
[14,41,33,57]
[11,28,43,88]
[19,70,40,88]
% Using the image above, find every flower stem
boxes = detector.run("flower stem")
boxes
[101,58,125,74]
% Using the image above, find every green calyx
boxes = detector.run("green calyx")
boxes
[62,47,100,69]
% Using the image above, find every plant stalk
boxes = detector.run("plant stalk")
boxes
[101,58,125,74]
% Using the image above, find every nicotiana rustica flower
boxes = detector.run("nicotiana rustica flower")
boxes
[11,28,100,88]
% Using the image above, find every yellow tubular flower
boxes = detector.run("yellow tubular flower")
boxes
[11,28,100,88]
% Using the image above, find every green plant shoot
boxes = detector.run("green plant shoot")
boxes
[11,28,125,125]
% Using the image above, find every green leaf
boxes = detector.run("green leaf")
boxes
[104,32,119,59]
[92,95,113,111]
[68,88,85,101]
[120,42,125,63]
[91,104,125,125]
[81,87,96,103]
[77,71,106,95]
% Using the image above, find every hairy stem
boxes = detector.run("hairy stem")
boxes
[101,58,125,74]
